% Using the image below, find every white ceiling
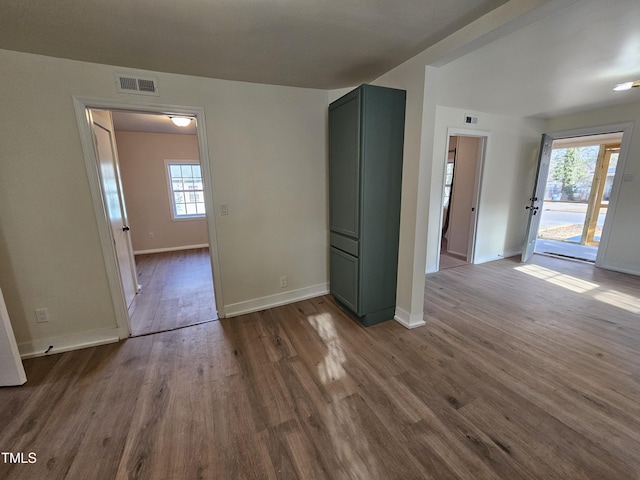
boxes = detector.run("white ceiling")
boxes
[112,112,197,135]
[437,0,640,118]
[0,0,508,89]
[2,0,639,122]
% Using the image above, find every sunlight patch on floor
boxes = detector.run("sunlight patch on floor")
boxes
[514,264,599,293]
[593,290,640,314]
[307,313,347,384]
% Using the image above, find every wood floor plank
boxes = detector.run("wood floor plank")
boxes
[208,371,278,480]
[64,339,155,480]
[281,422,332,480]
[323,392,428,479]
[226,314,297,432]
[273,302,359,401]
[1,345,138,480]
[424,316,640,470]
[2,254,640,479]
[259,420,302,480]
[129,248,217,336]
[435,303,640,421]
[459,396,638,479]
[114,333,180,479]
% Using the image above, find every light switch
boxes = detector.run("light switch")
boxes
[220,203,229,215]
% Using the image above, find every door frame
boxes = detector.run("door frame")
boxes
[73,97,225,339]
[436,128,489,271]
[545,122,633,267]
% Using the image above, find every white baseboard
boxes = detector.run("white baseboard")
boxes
[429,248,522,273]
[394,307,426,329]
[598,261,640,276]
[134,244,209,255]
[225,283,329,318]
[474,247,522,265]
[447,248,467,258]
[19,328,121,359]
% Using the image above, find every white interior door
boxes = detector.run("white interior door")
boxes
[91,110,138,308]
[448,136,481,259]
[0,287,26,386]
[522,134,553,262]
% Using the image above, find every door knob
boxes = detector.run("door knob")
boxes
[525,205,539,215]
[122,226,130,231]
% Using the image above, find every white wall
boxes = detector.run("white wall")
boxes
[365,0,639,336]
[546,102,640,275]
[0,49,328,355]
[365,0,576,327]
[115,131,208,252]
[429,107,544,271]
[371,52,544,325]
[372,62,438,328]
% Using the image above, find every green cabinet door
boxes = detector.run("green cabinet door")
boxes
[329,247,359,312]
[329,92,360,239]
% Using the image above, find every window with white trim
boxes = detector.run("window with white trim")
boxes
[166,161,206,219]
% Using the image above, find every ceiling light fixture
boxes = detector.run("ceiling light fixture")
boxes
[613,80,640,92]
[169,116,193,127]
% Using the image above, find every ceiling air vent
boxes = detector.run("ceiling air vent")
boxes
[464,114,478,125]
[114,73,159,96]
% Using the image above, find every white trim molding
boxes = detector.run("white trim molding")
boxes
[19,328,120,359]
[394,307,426,329]
[598,261,640,277]
[225,283,329,318]
[474,247,522,265]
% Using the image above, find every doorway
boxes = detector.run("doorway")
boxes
[535,133,623,262]
[522,123,632,268]
[109,110,217,336]
[73,98,224,340]
[438,131,487,270]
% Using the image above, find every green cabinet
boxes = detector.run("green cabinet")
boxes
[329,84,406,326]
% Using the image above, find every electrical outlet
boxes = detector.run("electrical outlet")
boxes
[279,276,287,288]
[35,308,49,323]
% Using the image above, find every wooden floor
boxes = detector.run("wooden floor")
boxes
[2,255,640,479]
[439,251,468,270]
[440,236,468,270]
[128,248,217,336]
